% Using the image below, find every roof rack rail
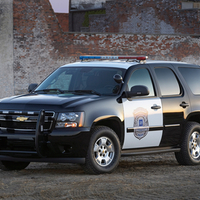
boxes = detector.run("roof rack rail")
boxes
[79,55,148,63]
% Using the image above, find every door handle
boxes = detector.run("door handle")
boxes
[151,105,161,110]
[180,102,189,108]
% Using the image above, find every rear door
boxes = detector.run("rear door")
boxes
[151,64,191,147]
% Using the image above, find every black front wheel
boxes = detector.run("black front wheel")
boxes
[83,126,121,174]
[0,161,30,171]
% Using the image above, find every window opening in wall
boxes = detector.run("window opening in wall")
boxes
[181,2,200,9]
[82,10,106,27]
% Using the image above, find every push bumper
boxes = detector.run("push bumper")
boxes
[0,110,91,163]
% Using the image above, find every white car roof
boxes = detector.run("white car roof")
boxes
[61,60,188,70]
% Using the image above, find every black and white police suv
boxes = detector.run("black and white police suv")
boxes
[1,55,200,174]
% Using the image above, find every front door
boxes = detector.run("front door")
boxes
[122,67,163,149]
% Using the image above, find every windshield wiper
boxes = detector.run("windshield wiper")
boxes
[34,89,101,96]
[73,90,101,96]
[34,88,65,94]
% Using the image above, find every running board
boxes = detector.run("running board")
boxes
[0,155,85,164]
[0,150,37,154]
[121,147,181,157]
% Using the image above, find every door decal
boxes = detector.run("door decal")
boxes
[133,107,149,140]
[122,97,163,149]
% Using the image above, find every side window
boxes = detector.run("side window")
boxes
[154,68,180,96]
[128,68,155,97]
[179,67,200,95]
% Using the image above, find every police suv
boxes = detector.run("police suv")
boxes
[0,55,200,174]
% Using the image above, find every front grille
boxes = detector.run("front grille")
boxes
[0,110,55,133]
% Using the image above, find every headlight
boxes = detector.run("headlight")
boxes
[56,112,84,128]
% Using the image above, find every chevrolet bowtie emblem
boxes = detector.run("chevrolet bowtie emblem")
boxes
[16,116,29,122]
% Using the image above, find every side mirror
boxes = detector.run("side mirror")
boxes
[125,85,149,98]
[113,74,123,84]
[28,83,38,93]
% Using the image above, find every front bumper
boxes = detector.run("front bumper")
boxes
[0,110,91,163]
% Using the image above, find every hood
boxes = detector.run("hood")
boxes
[0,93,101,111]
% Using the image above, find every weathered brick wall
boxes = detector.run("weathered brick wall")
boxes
[8,0,200,96]
[66,33,200,64]
[13,0,72,95]
[0,0,14,99]
[55,13,69,32]
[90,0,200,35]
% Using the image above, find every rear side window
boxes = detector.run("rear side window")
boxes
[154,68,181,96]
[179,67,200,95]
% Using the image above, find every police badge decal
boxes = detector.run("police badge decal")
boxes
[133,107,149,140]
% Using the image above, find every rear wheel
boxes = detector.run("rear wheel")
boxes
[0,161,30,171]
[83,126,121,174]
[175,122,200,165]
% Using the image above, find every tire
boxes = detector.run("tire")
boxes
[0,161,30,171]
[83,126,121,174]
[175,122,200,165]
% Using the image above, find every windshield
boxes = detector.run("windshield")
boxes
[35,67,125,96]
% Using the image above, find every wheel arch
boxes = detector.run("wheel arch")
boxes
[179,112,200,144]
[91,116,124,146]
[186,112,200,125]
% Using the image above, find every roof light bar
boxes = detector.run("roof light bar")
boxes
[80,55,148,61]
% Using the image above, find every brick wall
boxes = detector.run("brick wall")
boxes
[8,0,200,96]
[13,0,71,95]
[89,0,200,35]
[66,33,200,64]
[55,13,69,32]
